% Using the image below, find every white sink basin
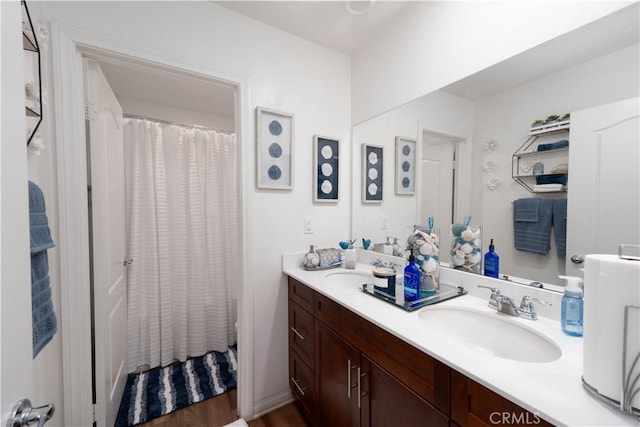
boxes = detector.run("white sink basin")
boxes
[322,270,373,287]
[418,306,561,363]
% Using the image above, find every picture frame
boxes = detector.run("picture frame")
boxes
[395,136,417,195]
[313,135,340,202]
[362,143,383,203]
[256,107,294,190]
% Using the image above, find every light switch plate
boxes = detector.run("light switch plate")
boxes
[304,216,313,234]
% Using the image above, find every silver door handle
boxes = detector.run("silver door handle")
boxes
[570,255,584,264]
[7,399,54,427]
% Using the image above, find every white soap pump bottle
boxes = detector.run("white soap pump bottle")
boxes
[559,275,583,337]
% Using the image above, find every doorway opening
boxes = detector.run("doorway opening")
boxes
[51,24,252,426]
[83,54,241,426]
[419,129,465,264]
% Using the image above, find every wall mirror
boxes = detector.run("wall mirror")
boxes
[351,5,639,288]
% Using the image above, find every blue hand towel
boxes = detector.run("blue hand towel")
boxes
[29,181,54,254]
[552,198,567,258]
[513,198,553,255]
[32,252,57,357]
[514,198,540,222]
[29,181,57,358]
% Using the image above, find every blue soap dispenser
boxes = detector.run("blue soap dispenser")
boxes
[484,239,499,278]
[559,275,583,337]
[404,254,421,302]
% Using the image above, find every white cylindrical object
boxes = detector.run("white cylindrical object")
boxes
[583,254,640,411]
[343,248,357,270]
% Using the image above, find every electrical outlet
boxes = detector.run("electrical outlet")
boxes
[381,215,388,230]
[304,216,313,234]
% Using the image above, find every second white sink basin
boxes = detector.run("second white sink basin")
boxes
[418,306,561,363]
[322,270,373,287]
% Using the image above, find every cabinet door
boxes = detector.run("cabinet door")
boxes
[361,356,448,427]
[451,370,553,427]
[316,322,361,427]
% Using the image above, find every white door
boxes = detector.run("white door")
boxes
[85,59,128,427]
[566,97,640,277]
[1,2,56,425]
[420,132,458,262]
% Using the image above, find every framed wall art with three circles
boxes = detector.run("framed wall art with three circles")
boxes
[395,136,417,195]
[256,107,294,190]
[313,135,340,203]
[362,143,383,203]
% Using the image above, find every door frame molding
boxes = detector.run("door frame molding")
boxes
[51,23,253,425]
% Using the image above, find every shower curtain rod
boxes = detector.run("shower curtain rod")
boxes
[122,113,235,135]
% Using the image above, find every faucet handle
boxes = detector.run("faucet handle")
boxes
[519,295,552,320]
[477,285,500,308]
[477,285,500,295]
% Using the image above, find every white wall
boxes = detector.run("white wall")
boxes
[352,1,632,125]
[352,90,474,245]
[470,44,640,286]
[33,0,351,418]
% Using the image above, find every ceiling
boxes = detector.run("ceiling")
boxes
[213,1,409,54]
[98,2,639,124]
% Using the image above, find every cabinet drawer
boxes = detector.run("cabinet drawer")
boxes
[289,301,314,368]
[289,349,315,422]
[289,277,314,313]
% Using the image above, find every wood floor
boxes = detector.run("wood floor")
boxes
[138,389,308,427]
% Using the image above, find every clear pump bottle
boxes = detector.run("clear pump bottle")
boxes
[559,275,583,337]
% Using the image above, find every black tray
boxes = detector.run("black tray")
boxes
[361,282,466,312]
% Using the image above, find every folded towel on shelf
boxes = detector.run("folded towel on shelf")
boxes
[537,139,569,152]
[29,181,57,358]
[513,198,553,255]
[533,184,565,192]
[552,198,568,258]
[536,174,568,185]
[513,198,540,222]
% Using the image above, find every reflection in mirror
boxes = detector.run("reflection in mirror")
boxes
[351,6,639,287]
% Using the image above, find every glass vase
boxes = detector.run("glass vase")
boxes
[450,222,482,274]
[413,227,440,297]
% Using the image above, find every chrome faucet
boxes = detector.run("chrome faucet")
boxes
[518,295,552,320]
[478,285,551,320]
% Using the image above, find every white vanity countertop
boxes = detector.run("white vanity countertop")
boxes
[283,258,638,427]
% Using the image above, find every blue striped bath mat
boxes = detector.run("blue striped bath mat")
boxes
[115,345,237,426]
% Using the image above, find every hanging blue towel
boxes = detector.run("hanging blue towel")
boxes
[29,181,55,254]
[552,198,567,258]
[514,198,540,222]
[29,181,57,358]
[513,198,553,254]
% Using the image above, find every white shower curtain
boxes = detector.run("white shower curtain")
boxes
[123,118,239,371]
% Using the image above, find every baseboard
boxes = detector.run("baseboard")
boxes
[252,389,294,419]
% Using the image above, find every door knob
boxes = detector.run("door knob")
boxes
[6,399,54,427]
[570,255,584,264]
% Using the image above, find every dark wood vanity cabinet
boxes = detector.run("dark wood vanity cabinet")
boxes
[288,277,448,426]
[450,370,554,427]
[288,277,549,427]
